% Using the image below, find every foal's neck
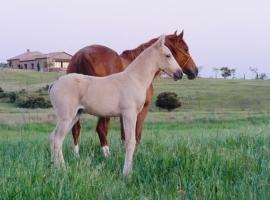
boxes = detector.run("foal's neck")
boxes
[125,47,159,89]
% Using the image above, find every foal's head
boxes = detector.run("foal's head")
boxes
[152,35,183,81]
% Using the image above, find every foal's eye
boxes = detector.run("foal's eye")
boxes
[166,54,171,58]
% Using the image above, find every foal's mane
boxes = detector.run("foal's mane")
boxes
[120,38,158,61]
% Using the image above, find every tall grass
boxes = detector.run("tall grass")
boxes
[0,116,269,199]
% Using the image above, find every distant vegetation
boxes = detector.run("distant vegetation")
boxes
[212,67,268,80]
[0,86,51,108]
[155,92,181,111]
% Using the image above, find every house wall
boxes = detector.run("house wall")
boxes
[8,53,71,72]
[20,61,37,70]
[9,60,20,68]
[54,61,69,69]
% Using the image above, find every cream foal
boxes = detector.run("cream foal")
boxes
[49,35,183,176]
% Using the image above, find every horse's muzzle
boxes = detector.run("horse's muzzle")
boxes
[173,70,183,81]
[186,68,198,80]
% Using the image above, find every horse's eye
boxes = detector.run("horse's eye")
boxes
[166,54,171,58]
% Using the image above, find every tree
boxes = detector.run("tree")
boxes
[0,63,8,68]
[213,67,219,78]
[220,67,231,79]
[155,92,181,111]
[249,67,258,79]
[231,68,236,79]
[258,73,267,80]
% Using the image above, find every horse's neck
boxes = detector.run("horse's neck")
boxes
[124,47,158,89]
[120,38,158,66]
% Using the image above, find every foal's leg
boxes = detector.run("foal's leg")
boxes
[51,116,79,167]
[72,120,81,157]
[50,119,72,167]
[121,85,153,144]
[96,117,111,157]
[122,111,137,176]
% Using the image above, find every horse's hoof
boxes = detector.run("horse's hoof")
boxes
[73,145,80,158]
[102,145,110,158]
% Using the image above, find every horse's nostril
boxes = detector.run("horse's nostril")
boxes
[195,67,199,76]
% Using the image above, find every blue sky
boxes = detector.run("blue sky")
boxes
[1,0,269,78]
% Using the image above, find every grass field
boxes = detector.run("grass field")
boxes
[0,69,270,199]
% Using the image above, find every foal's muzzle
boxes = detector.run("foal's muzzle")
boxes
[173,69,183,81]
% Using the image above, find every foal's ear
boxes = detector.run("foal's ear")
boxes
[155,35,166,48]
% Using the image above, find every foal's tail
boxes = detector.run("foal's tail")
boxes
[48,82,55,94]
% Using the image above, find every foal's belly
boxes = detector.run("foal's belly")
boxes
[81,92,121,117]
[84,105,121,117]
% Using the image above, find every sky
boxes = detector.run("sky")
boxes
[1,0,269,78]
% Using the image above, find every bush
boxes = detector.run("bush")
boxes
[8,92,17,103]
[16,95,51,109]
[4,88,51,108]
[0,87,6,98]
[155,92,181,111]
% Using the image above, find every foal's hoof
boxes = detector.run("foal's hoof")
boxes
[123,168,132,176]
[101,145,110,158]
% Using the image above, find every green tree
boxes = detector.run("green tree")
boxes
[220,67,232,79]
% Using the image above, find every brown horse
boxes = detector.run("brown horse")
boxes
[67,31,198,157]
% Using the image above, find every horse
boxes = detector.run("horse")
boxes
[49,35,183,175]
[67,30,198,157]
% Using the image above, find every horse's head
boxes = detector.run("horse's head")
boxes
[153,35,183,81]
[165,30,198,79]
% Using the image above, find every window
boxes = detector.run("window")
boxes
[24,64,27,69]
[31,63,34,69]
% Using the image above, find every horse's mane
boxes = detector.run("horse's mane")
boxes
[120,38,158,61]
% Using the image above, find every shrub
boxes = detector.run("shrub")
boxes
[8,92,17,103]
[0,87,6,98]
[16,95,52,109]
[155,92,181,111]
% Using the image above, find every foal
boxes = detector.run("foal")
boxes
[49,35,183,175]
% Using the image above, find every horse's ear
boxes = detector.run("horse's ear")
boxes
[173,30,177,35]
[178,30,184,39]
[155,35,166,48]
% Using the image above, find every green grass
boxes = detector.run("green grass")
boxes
[0,69,270,199]
[0,117,270,199]
[0,69,63,91]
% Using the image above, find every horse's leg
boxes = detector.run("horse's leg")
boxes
[122,111,137,176]
[96,117,111,157]
[72,120,81,157]
[120,116,125,143]
[136,85,154,144]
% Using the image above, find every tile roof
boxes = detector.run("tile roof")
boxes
[8,51,43,61]
[7,50,72,61]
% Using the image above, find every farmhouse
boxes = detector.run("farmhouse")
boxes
[7,49,72,72]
